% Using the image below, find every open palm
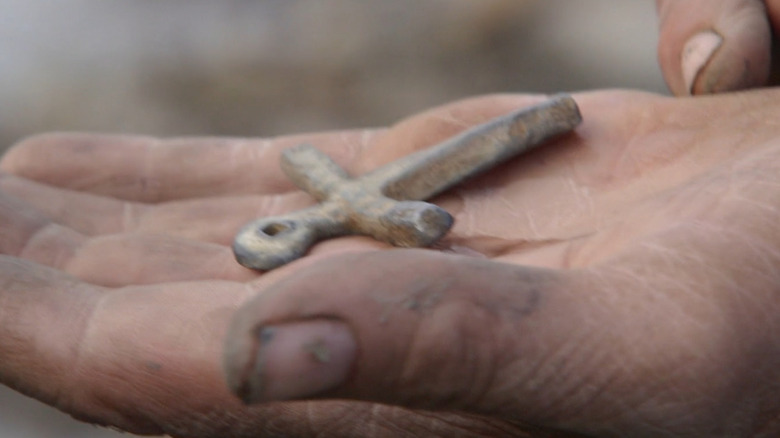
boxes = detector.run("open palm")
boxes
[1,90,780,437]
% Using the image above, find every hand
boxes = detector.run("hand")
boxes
[2,89,780,437]
[656,0,780,95]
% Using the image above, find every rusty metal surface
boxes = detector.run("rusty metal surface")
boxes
[233,94,582,271]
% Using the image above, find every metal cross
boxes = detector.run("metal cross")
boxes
[233,94,582,270]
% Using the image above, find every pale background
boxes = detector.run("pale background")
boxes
[0,1,664,437]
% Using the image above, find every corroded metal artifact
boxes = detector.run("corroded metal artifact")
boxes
[233,94,582,270]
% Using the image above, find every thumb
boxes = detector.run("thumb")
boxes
[656,0,771,95]
[222,250,600,426]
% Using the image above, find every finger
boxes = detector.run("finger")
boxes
[223,250,613,432]
[0,256,246,435]
[0,256,105,412]
[0,174,407,287]
[0,172,314,244]
[0,257,552,437]
[68,231,386,287]
[1,95,546,202]
[62,234,257,286]
[656,0,771,95]
[0,132,372,203]
[0,174,392,273]
[763,1,780,85]
[0,187,258,285]
[0,186,51,257]
[0,172,142,237]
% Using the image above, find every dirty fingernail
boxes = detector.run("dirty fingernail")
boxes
[235,319,356,404]
[682,30,723,95]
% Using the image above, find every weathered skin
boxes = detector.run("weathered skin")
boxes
[6,90,780,437]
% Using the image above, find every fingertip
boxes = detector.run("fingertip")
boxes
[688,23,771,95]
[681,30,725,94]
[657,0,771,95]
[0,132,60,174]
[225,319,357,404]
[0,132,156,188]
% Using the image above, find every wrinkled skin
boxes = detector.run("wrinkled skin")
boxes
[2,89,780,437]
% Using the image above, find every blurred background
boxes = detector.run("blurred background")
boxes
[0,1,664,437]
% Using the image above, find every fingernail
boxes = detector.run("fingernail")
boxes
[682,30,723,95]
[237,319,356,403]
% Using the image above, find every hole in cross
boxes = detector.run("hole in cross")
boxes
[261,222,293,236]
